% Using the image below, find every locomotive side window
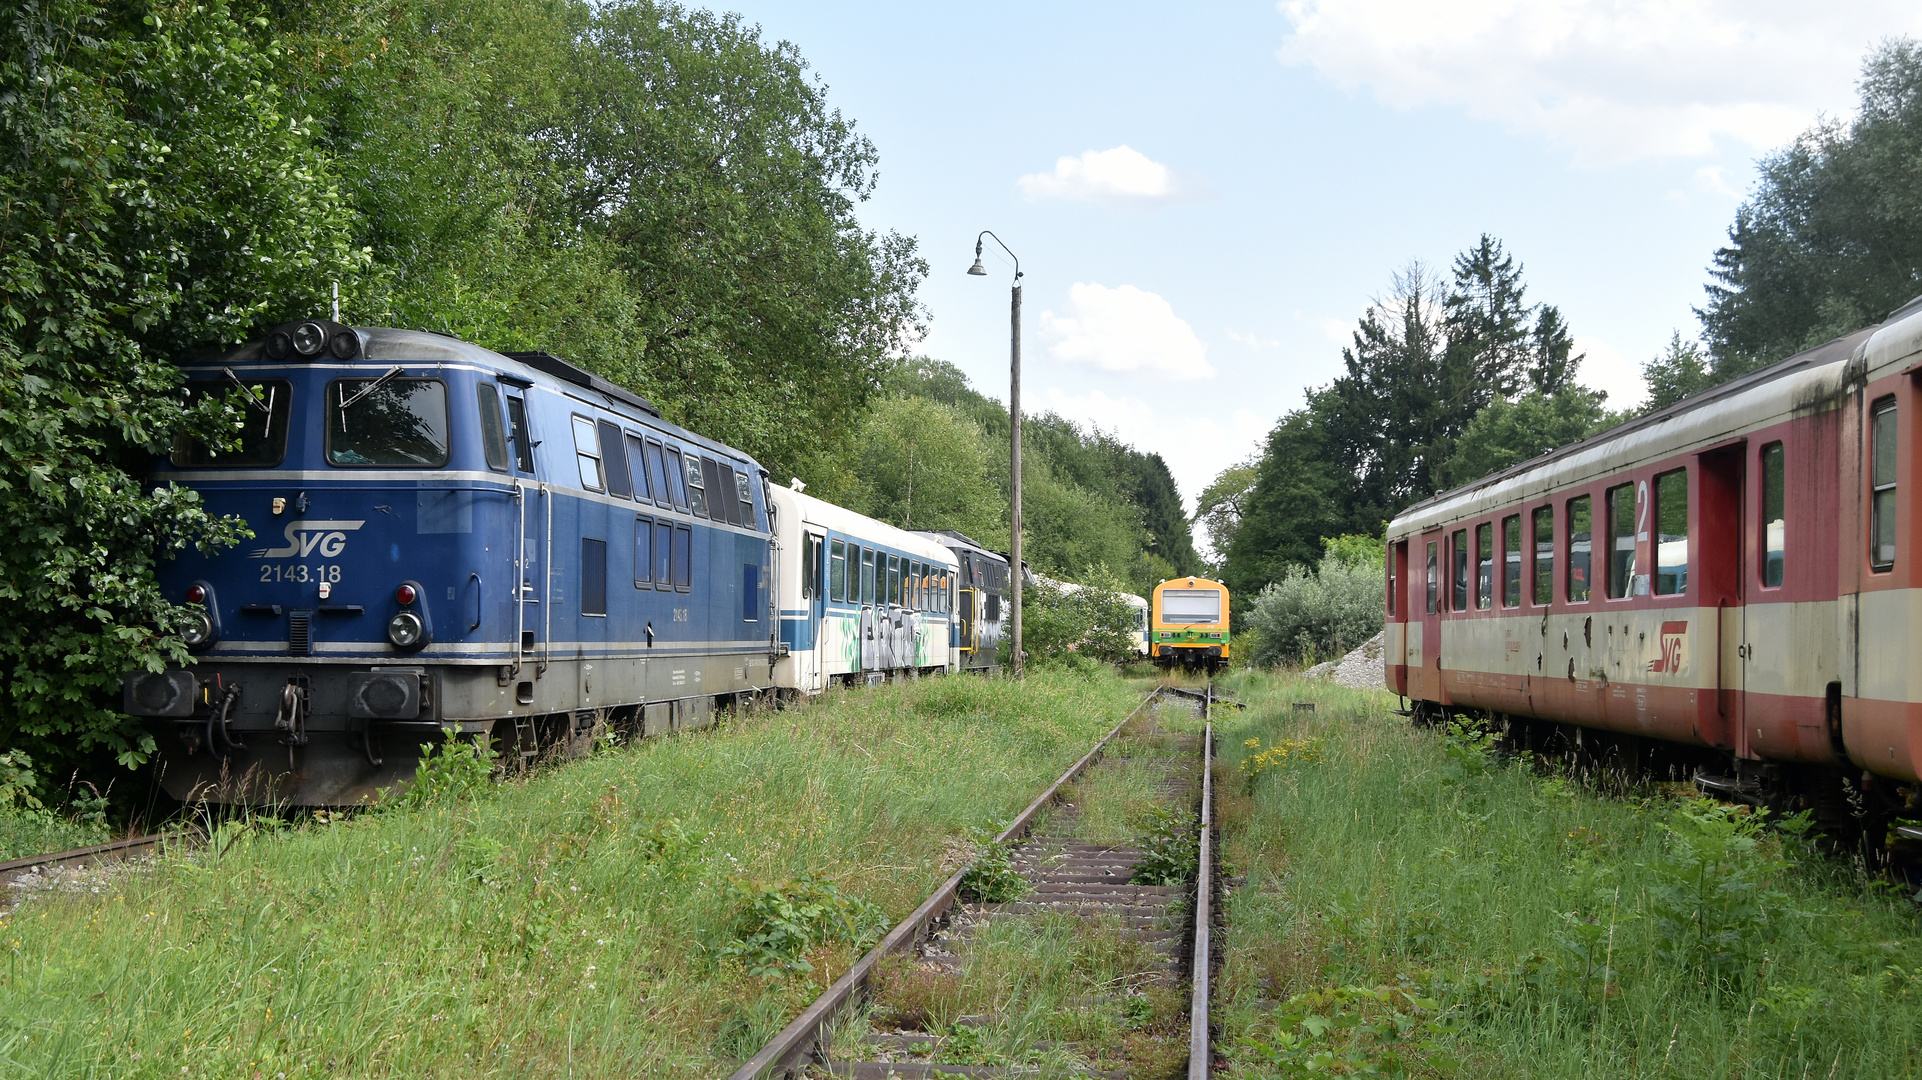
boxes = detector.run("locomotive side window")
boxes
[670,524,692,590]
[1501,515,1521,608]
[1425,540,1438,614]
[645,441,671,508]
[1871,397,1897,571]
[830,539,847,602]
[633,516,653,585]
[476,383,509,472]
[599,420,631,498]
[171,379,292,467]
[1605,483,1635,599]
[701,457,727,522]
[721,464,745,527]
[571,416,605,491]
[505,395,535,473]
[663,447,690,510]
[654,520,672,588]
[327,377,449,467]
[1450,529,1468,611]
[736,471,757,530]
[581,538,608,616]
[1475,523,1493,610]
[1654,468,1688,595]
[625,434,652,502]
[1567,496,1592,602]
[683,453,708,516]
[1761,442,1785,587]
[1532,506,1554,605]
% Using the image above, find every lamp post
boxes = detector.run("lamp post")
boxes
[969,231,1022,679]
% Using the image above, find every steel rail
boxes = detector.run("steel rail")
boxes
[1188,685,1216,1080]
[0,832,167,879]
[725,684,1168,1080]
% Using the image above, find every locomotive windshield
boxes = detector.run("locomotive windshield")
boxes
[1161,588,1221,624]
[170,378,291,467]
[326,377,450,466]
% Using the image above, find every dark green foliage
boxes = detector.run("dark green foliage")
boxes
[958,838,1029,903]
[0,0,359,772]
[1641,332,1716,411]
[395,734,499,809]
[1232,985,1460,1078]
[1020,577,1143,668]
[1243,541,1384,668]
[1646,802,1801,989]
[1431,388,1618,490]
[1698,40,1922,373]
[1223,400,1356,605]
[1193,455,1258,568]
[1129,804,1198,887]
[717,874,889,977]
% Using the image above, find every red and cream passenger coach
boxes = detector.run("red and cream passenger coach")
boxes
[1386,300,1922,813]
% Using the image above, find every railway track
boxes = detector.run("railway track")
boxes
[729,682,1221,1080]
[0,832,168,879]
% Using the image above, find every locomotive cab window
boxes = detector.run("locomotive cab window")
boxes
[571,416,605,491]
[1654,469,1688,595]
[645,440,671,508]
[171,379,292,467]
[1606,483,1635,599]
[1450,529,1469,611]
[683,453,708,516]
[1567,496,1592,602]
[1872,397,1897,571]
[736,471,757,530]
[327,377,449,467]
[1532,506,1554,605]
[1502,515,1522,608]
[476,383,509,472]
[1761,442,1785,587]
[599,420,631,497]
[505,394,535,473]
[1475,523,1493,610]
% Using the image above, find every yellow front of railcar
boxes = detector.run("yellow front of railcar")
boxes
[1151,577,1231,672]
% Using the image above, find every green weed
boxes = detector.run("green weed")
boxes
[1130,804,1199,886]
[717,874,888,976]
[959,837,1030,903]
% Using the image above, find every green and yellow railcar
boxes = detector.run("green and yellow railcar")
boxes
[1151,576,1230,673]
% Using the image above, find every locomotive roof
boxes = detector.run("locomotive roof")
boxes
[1387,306,1918,537]
[912,529,1010,566]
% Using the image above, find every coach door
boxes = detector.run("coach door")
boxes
[1412,529,1444,701]
[957,554,977,655]
[859,547,879,672]
[1698,444,1745,753]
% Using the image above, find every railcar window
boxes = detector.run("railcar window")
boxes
[1872,397,1897,571]
[506,395,535,473]
[1425,541,1438,614]
[862,548,876,605]
[327,378,449,467]
[625,434,652,502]
[1567,496,1592,602]
[830,539,847,602]
[634,516,653,586]
[1502,515,1522,608]
[683,454,709,516]
[1761,442,1785,587]
[1606,483,1635,599]
[581,538,608,616]
[645,441,671,507]
[1475,523,1493,610]
[1450,529,1469,611]
[171,379,292,467]
[476,383,509,472]
[663,447,690,510]
[670,524,692,590]
[1532,507,1554,605]
[599,421,631,497]
[654,520,672,588]
[888,555,900,607]
[1654,469,1688,595]
[571,416,605,491]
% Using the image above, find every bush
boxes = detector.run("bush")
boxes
[1021,573,1142,667]
[1244,538,1384,668]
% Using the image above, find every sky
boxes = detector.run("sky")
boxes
[722,0,1922,541]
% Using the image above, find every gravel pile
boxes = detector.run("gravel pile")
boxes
[1301,630,1387,691]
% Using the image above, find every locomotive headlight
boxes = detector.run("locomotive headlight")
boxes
[387,611,425,648]
[181,612,214,647]
[291,321,328,357]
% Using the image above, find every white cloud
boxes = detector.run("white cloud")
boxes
[1040,283,1215,379]
[1574,335,1645,409]
[1018,146,1182,203]
[1276,0,1922,163]
[1225,328,1284,350]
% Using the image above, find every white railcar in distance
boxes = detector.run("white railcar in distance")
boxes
[769,483,959,693]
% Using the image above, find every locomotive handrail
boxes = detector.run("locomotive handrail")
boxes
[470,573,483,630]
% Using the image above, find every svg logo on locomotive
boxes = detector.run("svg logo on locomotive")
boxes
[250,519,366,559]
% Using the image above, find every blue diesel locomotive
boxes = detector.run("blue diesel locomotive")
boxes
[122,320,778,804]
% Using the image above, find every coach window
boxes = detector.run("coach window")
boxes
[599,421,631,498]
[1872,397,1898,571]
[653,520,672,589]
[830,539,847,602]
[476,383,509,471]
[1450,529,1469,611]
[505,395,536,473]
[663,447,690,510]
[683,454,709,516]
[327,377,449,467]
[1425,541,1438,614]
[1605,483,1635,598]
[633,516,653,586]
[1567,496,1592,602]
[887,555,901,607]
[625,434,652,502]
[1654,469,1688,595]
[862,548,876,605]
[1532,506,1554,605]
[1761,442,1785,587]
[803,535,822,600]
[1502,515,1522,608]
[1475,523,1493,610]
[571,416,605,491]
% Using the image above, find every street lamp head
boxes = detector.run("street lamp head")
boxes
[968,238,987,276]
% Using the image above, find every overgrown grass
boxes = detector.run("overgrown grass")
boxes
[1212,671,1922,1078]
[0,670,1140,1077]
